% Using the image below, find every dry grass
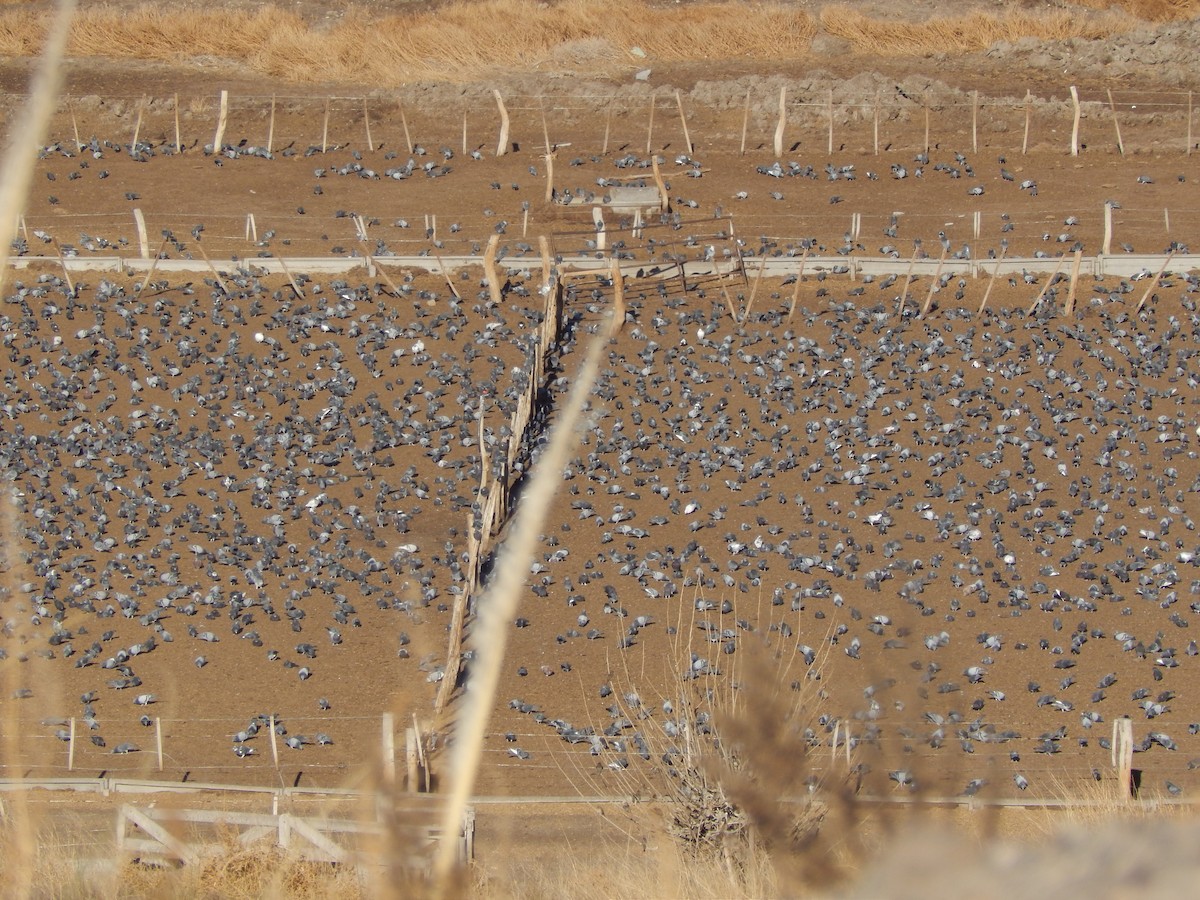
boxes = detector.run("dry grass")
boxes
[1072,0,1200,21]
[0,0,816,84]
[820,4,1140,55]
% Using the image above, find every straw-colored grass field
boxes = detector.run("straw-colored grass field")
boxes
[0,0,1193,84]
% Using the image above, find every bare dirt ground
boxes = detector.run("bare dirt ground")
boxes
[3,1,1200,885]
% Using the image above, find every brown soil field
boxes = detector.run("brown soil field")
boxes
[4,0,1200,889]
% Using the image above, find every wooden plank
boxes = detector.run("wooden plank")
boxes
[123,806,198,865]
[283,815,348,863]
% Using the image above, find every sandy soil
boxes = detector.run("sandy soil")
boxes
[3,2,1200,832]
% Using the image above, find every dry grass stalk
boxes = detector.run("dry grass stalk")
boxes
[430,315,610,889]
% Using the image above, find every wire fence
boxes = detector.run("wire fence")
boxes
[45,85,1200,159]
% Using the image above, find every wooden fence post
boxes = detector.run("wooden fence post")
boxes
[827,87,834,154]
[920,245,948,318]
[1188,90,1193,156]
[363,96,374,152]
[155,717,164,772]
[740,87,751,156]
[610,258,626,336]
[267,94,276,153]
[1107,89,1124,155]
[1113,717,1134,799]
[484,234,503,307]
[1103,201,1113,255]
[1069,85,1081,156]
[213,89,228,152]
[676,89,692,154]
[774,86,786,158]
[1135,251,1174,313]
[269,714,280,768]
[1028,255,1066,316]
[382,712,396,787]
[646,94,655,154]
[923,92,930,153]
[399,98,413,153]
[494,89,510,156]
[67,717,75,771]
[462,107,468,156]
[602,97,613,156]
[321,97,330,153]
[873,90,880,156]
[132,208,149,259]
[978,245,1005,315]
[971,89,978,154]
[130,98,144,150]
[68,95,81,151]
[405,727,419,792]
[1022,89,1032,155]
[1064,248,1083,315]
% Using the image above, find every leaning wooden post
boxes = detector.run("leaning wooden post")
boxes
[1022,89,1032,155]
[602,97,614,156]
[646,94,655,155]
[494,89,510,157]
[1069,85,1081,156]
[1113,717,1134,799]
[676,89,693,154]
[130,98,144,151]
[539,98,551,155]
[1107,88,1124,155]
[132,208,150,259]
[978,245,1005,315]
[1064,248,1084,315]
[898,243,919,315]
[744,255,767,323]
[1103,201,1114,256]
[155,717,164,772]
[194,238,227,294]
[651,155,670,213]
[610,258,626,337]
[1028,255,1066,316]
[484,234,503,307]
[399,98,413,153]
[740,87,751,156]
[787,246,809,323]
[213,89,228,152]
[321,96,330,152]
[267,94,276,153]
[831,721,840,765]
[68,95,81,151]
[268,714,280,768]
[363,95,374,151]
[382,712,396,787]
[774,86,786,158]
[50,238,75,296]
[1135,251,1174,313]
[920,244,949,318]
[67,717,75,771]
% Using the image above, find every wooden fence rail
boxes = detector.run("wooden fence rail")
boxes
[115,801,474,868]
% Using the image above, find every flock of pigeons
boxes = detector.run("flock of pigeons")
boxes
[1,128,1197,800]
